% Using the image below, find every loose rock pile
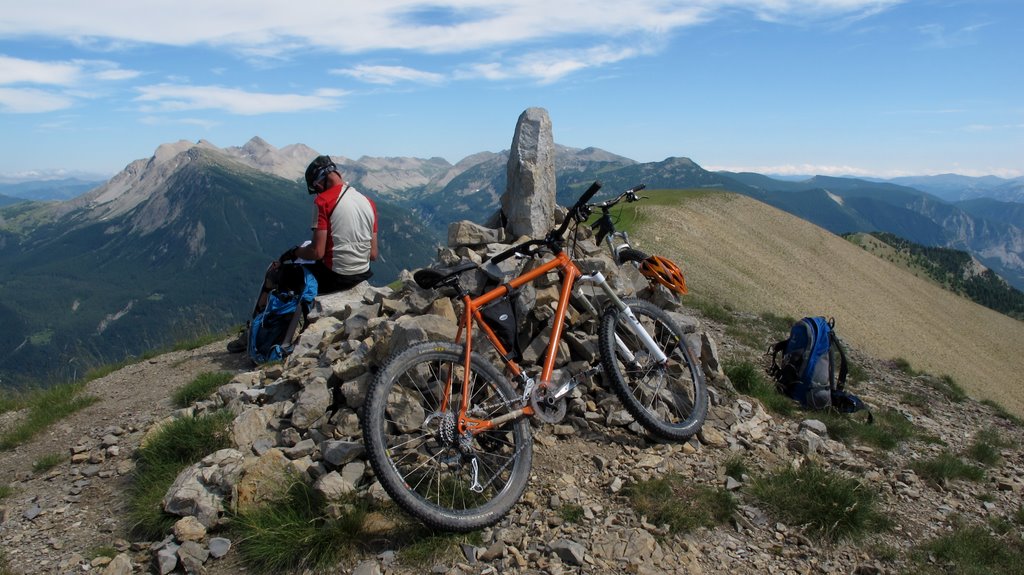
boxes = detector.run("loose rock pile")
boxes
[144,212,727,573]
[2,226,1023,575]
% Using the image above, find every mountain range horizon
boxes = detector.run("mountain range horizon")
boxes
[1,135,1022,389]
[2,135,1023,199]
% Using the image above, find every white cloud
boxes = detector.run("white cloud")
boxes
[0,1,905,56]
[0,55,140,86]
[134,84,348,115]
[333,65,445,85]
[0,87,75,113]
[0,55,81,85]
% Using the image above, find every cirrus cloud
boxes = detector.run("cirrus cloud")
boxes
[134,84,349,115]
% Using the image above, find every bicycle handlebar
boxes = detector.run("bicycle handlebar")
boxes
[588,183,647,210]
[553,181,602,238]
[486,181,603,264]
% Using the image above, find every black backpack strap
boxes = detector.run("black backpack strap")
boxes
[830,331,849,391]
[767,339,788,379]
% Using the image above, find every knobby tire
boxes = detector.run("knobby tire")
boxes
[361,341,533,532]
[598,299,708,440]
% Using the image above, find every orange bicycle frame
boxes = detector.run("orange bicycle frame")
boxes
[445,250,582,435]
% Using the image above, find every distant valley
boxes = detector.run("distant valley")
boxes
[0,136,1021,388]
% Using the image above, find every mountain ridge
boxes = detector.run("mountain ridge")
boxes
[1,136,1022,387]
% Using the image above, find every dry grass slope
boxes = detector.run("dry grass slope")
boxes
[631,191,1024,416]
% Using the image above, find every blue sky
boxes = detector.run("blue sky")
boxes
[1,0,1021,180]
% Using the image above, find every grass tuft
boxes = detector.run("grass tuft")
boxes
[910,524,1024,575]
[172,371,233,408]
[398,530,483,567]
[911,452,985,486]
[233,481,368,573]
[723,453,748,480]
[927,374,968,403]
[724,360,796,416]
[559,503,585,523]
[967,427,1010,467]
[0,383,99,451]
[0,485,12,500]
[127,410,234,539]
[813,408,915,450]
[980,400,1024,426]
[750,463,890,542]
[687,296,735,325]
[32,452,66,474]
[623,474,736,534]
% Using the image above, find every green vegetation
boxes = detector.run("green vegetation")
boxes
[0,485,12,499]
[723,453,748,480]
[966,427,1011,467]
[559,503,585,523]
[724,360,796,416]
[233,481,368,574]
[847,231,1024,320]
[927,375,968,403]
[398,530,483,568]
[32,452,66,473]
[911,452,985,486]
[891,357,917,376]
[981,399,1024,426]
[128,411,234,539]
[623,474,736,534]
[172,371,233,408]
[812,408,916,451]
[687,295,735,325]
[0,382,98,450]
[909,523,1024,575]
[750,464,889,542]
[86,546,119,561]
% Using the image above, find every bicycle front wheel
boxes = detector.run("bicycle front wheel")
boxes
[598,299,707,440]
[361,341,533,532]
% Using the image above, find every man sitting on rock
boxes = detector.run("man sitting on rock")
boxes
[227,155,378,354]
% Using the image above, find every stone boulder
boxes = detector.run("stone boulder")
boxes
[500,107,556,238]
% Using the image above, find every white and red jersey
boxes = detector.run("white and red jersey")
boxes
[312,182,377,275]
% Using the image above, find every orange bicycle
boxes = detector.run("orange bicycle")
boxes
[361,182,707,531]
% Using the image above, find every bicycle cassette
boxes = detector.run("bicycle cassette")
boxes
[529,384,567,424]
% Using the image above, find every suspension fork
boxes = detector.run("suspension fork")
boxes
[578,272,668,364]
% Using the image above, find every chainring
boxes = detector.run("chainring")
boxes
[529,384,567,424]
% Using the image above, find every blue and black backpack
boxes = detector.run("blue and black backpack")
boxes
[247,264,317,364]
[768,316,870,417]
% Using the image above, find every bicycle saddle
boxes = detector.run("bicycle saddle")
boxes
[413,260,478,289]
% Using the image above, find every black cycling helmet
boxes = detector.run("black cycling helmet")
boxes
[304,155,337,194]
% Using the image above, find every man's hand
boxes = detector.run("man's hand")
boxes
[278,246,298,263]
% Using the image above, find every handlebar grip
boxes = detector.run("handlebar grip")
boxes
[577,181,602,208]
[489,239,543,264]
[631,184,647,193]
[490,245,518,264]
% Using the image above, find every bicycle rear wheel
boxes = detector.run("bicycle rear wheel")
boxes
[598,299,707,440]
[361,341,533,532]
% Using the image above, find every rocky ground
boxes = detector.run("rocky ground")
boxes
[1,294,1021,575]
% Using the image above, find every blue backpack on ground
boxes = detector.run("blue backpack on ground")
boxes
[247,264,317,364]
[768,316,870,417]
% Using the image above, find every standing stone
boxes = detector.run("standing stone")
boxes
[501,107,556,238]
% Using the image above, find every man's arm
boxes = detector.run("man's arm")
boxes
[293,229,328,261]
[370,232,378,261]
